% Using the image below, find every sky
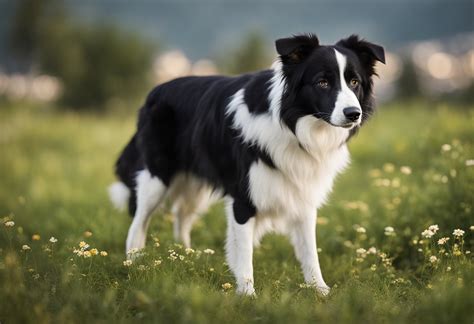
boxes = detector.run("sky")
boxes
[0,0,473,63]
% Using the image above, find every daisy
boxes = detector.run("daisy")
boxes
[453,229,465,237]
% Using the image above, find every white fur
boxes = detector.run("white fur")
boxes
[268,61,286,120]
[126,169,166,256]
[331,50,362,126]
[225,62,351,294]
[124,58,353,295]
[289,211,330,295]
[225,197,256,295]
[108,181,130,211]
[167,173,221,247]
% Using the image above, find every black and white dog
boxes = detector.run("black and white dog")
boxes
[109,34,385,295]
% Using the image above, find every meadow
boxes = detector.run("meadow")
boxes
[0,101,473,323]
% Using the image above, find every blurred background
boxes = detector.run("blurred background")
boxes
[0,0,472,110]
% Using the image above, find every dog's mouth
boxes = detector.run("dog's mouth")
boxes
[339,122,358,129]
[313,113,360,129]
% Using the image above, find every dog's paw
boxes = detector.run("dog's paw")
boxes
[236,282,256,297]
[316,284,331,296]
[126,247,145,260]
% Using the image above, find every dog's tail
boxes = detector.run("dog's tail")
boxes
[108,134,142,216]
[108,181,130,211]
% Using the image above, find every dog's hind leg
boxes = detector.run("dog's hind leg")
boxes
[126,169,167,257]
[170,176,217,248]
[173,208,199,249]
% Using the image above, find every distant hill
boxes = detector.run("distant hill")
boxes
[1,0,472,68]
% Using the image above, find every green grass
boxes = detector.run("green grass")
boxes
[0,101,473,323]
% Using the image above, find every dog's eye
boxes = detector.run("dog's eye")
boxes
[317,80,329,89]
[350,79,359,88]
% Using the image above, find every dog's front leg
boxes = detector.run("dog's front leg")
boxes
[289,211,330,295]
[225,198,256,295]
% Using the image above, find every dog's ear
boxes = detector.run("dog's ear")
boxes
[275,34,319,64]
[337,35,385,70]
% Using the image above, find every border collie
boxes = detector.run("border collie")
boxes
[109,34,385,295]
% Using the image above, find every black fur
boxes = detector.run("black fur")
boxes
[114,34,384,224]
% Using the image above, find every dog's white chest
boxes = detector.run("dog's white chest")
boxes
[248,139,350,219]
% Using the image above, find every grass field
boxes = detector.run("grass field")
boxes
[0,101,473,323]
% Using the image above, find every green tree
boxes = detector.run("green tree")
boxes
[9,0,155,110]
[38,23,154,109]
[218,30,272,75]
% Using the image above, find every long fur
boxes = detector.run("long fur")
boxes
[109,34,385,295]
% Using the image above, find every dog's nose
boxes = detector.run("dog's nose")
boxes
[343,107,361,122]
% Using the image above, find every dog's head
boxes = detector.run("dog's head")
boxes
[275,34,385,132]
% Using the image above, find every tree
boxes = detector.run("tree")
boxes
[218,30,272,75]
[8,0,155,110]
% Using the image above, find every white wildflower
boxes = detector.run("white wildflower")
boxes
[368,247,377,254]
[49,237,58,243]
[453,229,465,237]
[441,144,451,152]
[356,248,367,255]
[428,225,439,233]
[384,226,395,236]
[437,237,450,245]
[203,248,215,255]
[4,221,15,227]
[421,229,435,238]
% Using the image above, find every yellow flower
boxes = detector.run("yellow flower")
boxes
[83,251,92,258]
[383,163,395,173]
[79,241,87,248]
[90,248,99,256]
[400,166,412,175]
[84,231,93,238]
[222,282,233,290]
[32,234,41,241]
[100,251,108,256]
[123,259,133,267]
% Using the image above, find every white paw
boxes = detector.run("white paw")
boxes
[125,247,145,260]
[316,284,331,296]
[236,281,256,296]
